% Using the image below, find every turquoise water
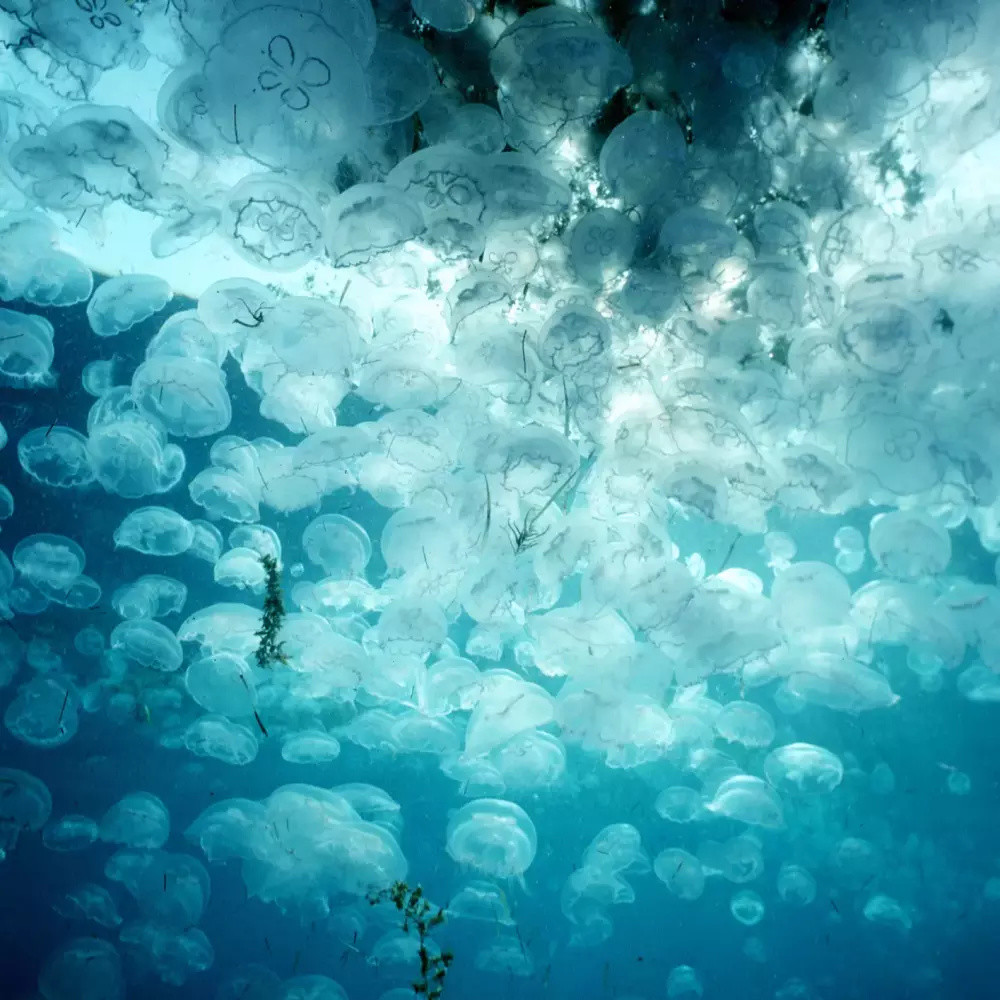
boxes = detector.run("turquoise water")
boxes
[3,1,1000,998]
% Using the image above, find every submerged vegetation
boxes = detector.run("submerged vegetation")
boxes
[254,555,288,670]
[368,881,453,998]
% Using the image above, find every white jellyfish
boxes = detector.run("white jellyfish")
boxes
[183,716,259,766]
[775,864,814,907]
[446,799,537,880]
[714,701,776,748]
[38,937,124,1000]
[654,786,704,824]
[0,767,52,858]
[18,427,96,488]
[764,743,844,794]
[111,620,183,673]
[302,515,372,578]
[99,793,170,849]
[282,731,342,764]
[730,889,766,926]
[666,964,703,999]
[114,507,194,556]
[43,815,99,852]
[86,274,171,337]
[654,848,705,901]
[706,776,785,829]
[0,308,55,387]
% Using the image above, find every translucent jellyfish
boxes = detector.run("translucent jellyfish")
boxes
[870,761,896,795]
[714,701,775,748]
[38,937,124,1000]
[569,208,637,287]
[303,515,372,578]
[448,880,516,925]
[178,603,261,659]
[105,848,211,926]
[112,575,187,620]
[771,561,852,630]
[197,278,277,343]
[282,731,342,764]
[15,249,93,308]
[111,620,183,673]
[785,652,899,713]
[654,848,705,900]
[185,653,258,718]
[86,275,171,338]
[426,103,505,155]
[100,793,170,849]
[706,776,785,829]
[868,510,951,580]
[411,0,478,32]
[777,863,816,906]
[18,426,96,488]
[27,638,61,673]
[333,785,403,838]
[957,664,1000,702]
[667,964,703,999]
[54,883,122,929]
[831,837,881,891]
[947,770,971,795]
[151,206,221,259]
[183,716,258,766]
[0,308,55,387]
[464,671,555,759]
[188,468,260,523]
[215,549,268,593]
[114,507,194,556]
[492,730,566,789]
[87,409,186,499]
[730,889,766,926]
[0,767,52,858]
[491,9,632,153]
[222,173,325,271]
[539,304,611,377]
[366,31,435,125]
[7,104,165,212]
[0,484,11,522]
[698,834,764,884]
[229,525,281,562]
[446,799,537,879]
[325,183,424,269]
[12,534,85,597]
[599,110,687,206]
[844,408,938,498]
[188,521,224,564]
[43,815,99,852]
[30,0,142,69]
[74,626,105,658]
[833,525,864,568]
[119,922,214,986]
[0,213,77,304]
[5,676,79,747]
[187,785,407,911]
[132,356,231,438]
[764,743,844,794]
[387,145,487,252]
[863,893,912,932]
[476,932,534,976]
[655,786,703,823]
[204,9,372,169]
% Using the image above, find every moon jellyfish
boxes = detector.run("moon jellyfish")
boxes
[446,799,537,880]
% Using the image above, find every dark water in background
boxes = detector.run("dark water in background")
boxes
[1,281,1000,1000]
